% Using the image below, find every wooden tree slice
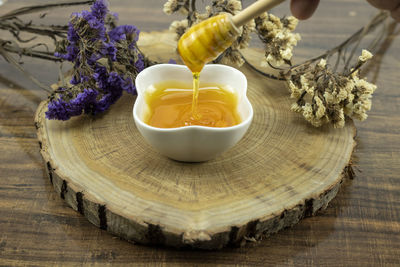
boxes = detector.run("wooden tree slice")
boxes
[35,31,355,249]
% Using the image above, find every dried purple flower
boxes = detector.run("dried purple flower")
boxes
[134,53,145,71]
[90,0,108,21]
[67,22,79,43]
[109,25,140,44]
[47,0,148,120]
[46,89,99,120]
[103,42,117,61]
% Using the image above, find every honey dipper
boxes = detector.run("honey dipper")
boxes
[178,0,286,73]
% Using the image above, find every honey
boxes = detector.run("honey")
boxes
[192,72,200,119]
[175,13,240,123]
[177,14,239,73]
[144,80,241,128]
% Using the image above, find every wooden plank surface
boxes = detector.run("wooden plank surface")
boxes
[0,0,399,266]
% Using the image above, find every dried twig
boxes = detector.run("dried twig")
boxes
[0,0,95,20]
[0,0,97,93]
[0,39,61,61]
[0,41,52,92]
[239,51,285,80]
[0,20,68,39]
[290,11,389,71]
[239,11,390,80]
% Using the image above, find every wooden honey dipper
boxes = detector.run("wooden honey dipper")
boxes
[177,0,286,73]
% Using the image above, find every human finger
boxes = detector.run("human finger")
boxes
[366,0,400,22]
[290,0,320,20]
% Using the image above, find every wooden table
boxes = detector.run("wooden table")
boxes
[0,0,399,266]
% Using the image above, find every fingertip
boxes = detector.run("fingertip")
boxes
[390,5,400,22]
[290,0,320,20]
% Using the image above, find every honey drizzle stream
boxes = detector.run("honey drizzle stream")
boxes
[192,72,200,119]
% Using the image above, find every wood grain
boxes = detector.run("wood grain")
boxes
[34,32,356,249]
[0,0,399,265]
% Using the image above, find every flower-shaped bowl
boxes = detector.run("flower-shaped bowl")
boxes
[133,64,253,162]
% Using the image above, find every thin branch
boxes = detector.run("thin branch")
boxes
[0,42,51,93]
[361,21,399,82]
[240,52,285,80]
[0,0,95,20]
[367,19,388,52]
[343,13,376,71]
[191,0,196,13]
[1,40,61,61]
[236,11,390,81]
[290,11,389,70]
[333,48,341,72]
[0,21,68,39]
[10,30,37,43]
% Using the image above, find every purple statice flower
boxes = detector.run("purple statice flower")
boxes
[70,75,80,85]
[88,71,124,114]
[92,90,122,114]
[56,3,107,61]
[108,25,140,44]
[49,0,146,120]
[121,77,136,95]
[70,74,90,85]
[80,10,107,41]
[67,21,79,43]
[46,98,71,121]
[168,59,177,64]
[71,88,99,109]
[105,71,122,88]
[103,42,117,61]
[46,89,99,120]
[134,53,145,72]
[55,43,79,62]
[110,12,119,21]
[92,65,108,89]
[90,0,108,21]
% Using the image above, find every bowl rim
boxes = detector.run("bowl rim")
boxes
[133,64,253,132]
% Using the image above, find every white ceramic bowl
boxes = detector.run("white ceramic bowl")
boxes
[133,64,253,162]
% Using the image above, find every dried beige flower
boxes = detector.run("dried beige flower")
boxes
[288,50,376,128]
[315,96,326,119]
[333,109,345,128]
[169,19,188,40]
[359,49,373,62]
[255,12,300,67]
[219,48,244,66]
[291,102,303,113]
[288,80,302,98]
[212,0,242,15]
[317,59,327,68]
[237,19,256,49]
[284,16,298,31]
[163,0,190,15]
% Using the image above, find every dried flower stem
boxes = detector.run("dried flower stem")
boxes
[191,0,196,13]
[0,1,101,63]
[239,10,390,80]
[0,41,52,92]
[290,11,389,71]
[240,51,285,80]
[0,0,96,20]
[0,0,100,94]
[0,20,68,40]
[0,39,62,61]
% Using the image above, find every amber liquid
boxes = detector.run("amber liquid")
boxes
[144,80,241,128]
[177,13,240,127]
[192,72,200,119]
